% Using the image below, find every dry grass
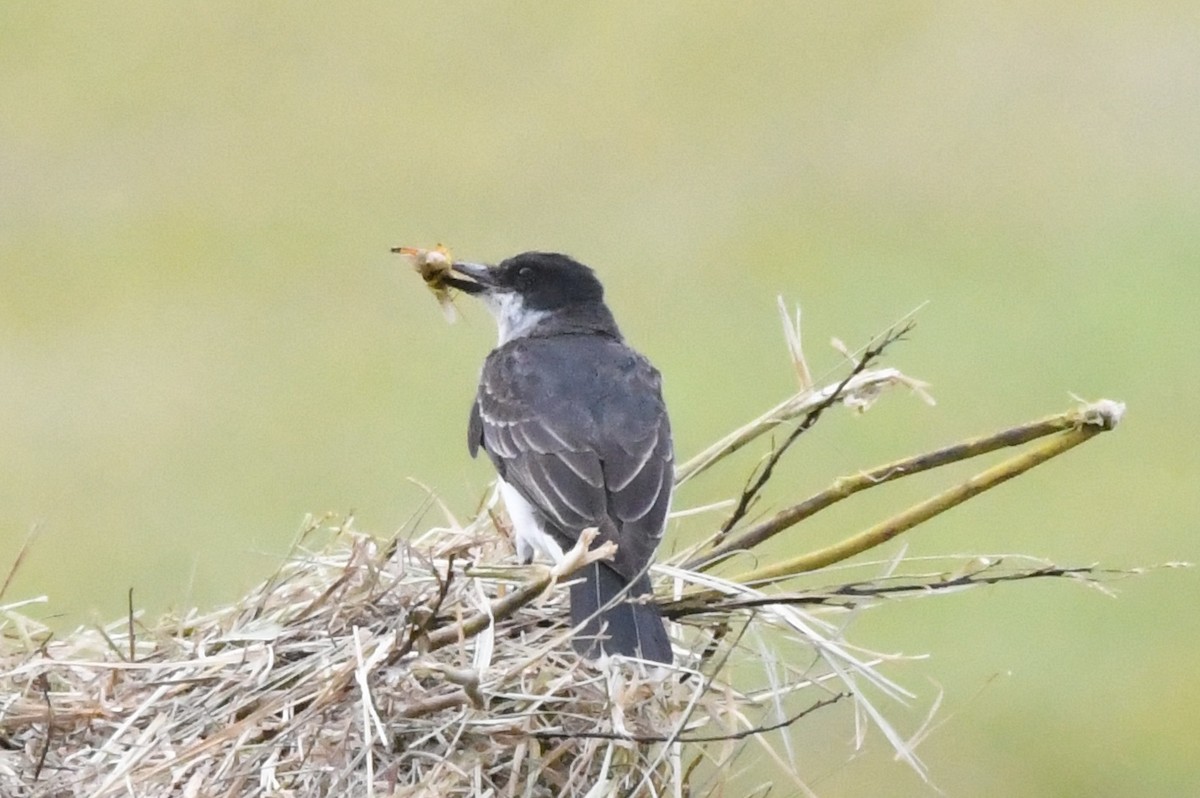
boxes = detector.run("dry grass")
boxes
[0,310,1133,797]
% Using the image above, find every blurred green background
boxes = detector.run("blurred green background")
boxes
[2,3,1197,795]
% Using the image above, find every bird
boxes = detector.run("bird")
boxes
[443,251,674,664]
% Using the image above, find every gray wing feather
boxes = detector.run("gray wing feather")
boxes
[610,445,671,525]
[604,428,663,492]
[470,335,673,580]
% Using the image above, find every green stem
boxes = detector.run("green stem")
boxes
[729,425,1101,588]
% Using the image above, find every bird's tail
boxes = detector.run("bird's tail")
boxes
[569,562,672,664]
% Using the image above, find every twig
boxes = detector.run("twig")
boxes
[686,401,1122,571]
[529,693,847,744]
[291,537,369,624]
[713,323,913,539]
[665,563,1114,617]
[674,339,929,488]
[395,688,473,720]
[730,421,1110,589]
[388,553,455,665]
[32,673,52,783]
[423,530,612,653]
[254,513,329,620]
[0,522,40,602]
[127,588,136,664]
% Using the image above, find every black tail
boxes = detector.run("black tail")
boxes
[569,562,672,663]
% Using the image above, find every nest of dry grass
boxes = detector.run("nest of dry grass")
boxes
[0,310,1131,797]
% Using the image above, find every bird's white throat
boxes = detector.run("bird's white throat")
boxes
[485,291,549,345]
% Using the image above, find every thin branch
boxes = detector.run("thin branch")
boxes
[395,688,474,720]
[675,298,931,488]
[388,553,455,665]
[0,522,40,602]
[665,563,1112,617]
[729,423,1106,589]
[32,673,52,783]
[127,588,136,664]
[528,692,847,744]
[686,401,1121,571]
[423,530,612,654]
[713,323,914,539]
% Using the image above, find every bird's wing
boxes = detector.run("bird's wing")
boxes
[469,335,673,578]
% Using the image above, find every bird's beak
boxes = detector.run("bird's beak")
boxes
[446,261,498,296]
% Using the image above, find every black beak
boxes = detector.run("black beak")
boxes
[446,261,496,295]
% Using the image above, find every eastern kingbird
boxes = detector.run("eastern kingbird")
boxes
[446,252,674,664]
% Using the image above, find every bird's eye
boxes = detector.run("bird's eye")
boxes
[516,266,533,282]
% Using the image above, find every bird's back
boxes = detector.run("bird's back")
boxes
[470,332,674,580]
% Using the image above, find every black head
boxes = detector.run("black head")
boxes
[450,251,620,343]
[451,252,604,311]
[495,252,605,310]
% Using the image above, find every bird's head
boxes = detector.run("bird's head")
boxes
[450,252,614,344]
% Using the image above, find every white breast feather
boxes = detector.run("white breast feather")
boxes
[499,479,565,564]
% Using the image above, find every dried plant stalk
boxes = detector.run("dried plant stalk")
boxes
[0,306,1135,798]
